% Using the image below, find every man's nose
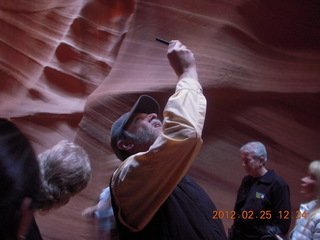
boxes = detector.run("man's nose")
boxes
[148,113,158,121]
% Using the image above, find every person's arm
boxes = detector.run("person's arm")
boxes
[314,220,320,239]
[111,41,207,232]
[271,184,291,235]
[167,40,198,81]
[82,187,113,220]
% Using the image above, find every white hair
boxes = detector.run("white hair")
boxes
[37,140,91,211]
[240,141,268,165]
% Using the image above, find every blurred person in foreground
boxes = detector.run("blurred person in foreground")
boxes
[27,140,92,239]
[37,140,91,212]
[277,160,320,240]
[0,118,41,240]
[229,141,291,240]
[108,40,227,239]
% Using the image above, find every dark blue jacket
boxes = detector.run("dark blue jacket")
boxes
[111,176,227,240]
[231,170,291,240]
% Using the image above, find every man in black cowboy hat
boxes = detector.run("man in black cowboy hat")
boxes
[109,40,227,240]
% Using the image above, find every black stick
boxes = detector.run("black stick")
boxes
[155,37,170,45]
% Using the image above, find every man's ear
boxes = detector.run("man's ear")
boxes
[117,139,134,151]
[258,156,265,165]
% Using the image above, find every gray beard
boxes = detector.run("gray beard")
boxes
[131,129,158,146]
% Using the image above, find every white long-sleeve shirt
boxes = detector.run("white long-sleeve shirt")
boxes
[110,77,207,232]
